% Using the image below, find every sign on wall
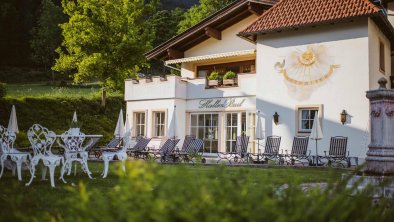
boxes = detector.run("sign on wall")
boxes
[198,98,246,109]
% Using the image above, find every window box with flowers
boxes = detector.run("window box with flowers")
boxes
[223,71,237,86]
[207,71,219,87]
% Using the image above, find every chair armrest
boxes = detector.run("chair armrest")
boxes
[347,151,350,157]
[324,151,327,156]
[307,150,311,156]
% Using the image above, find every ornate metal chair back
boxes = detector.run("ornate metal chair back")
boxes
[27,124,56,156]
[235,135,249,155]
[264,136,281,154]
[328,136,348,157]
[60,130,86,153]
[0,125,16,154]
[120,132,133,152]
[291,136,309,155]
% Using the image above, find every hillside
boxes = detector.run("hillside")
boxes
[160,0,199,10]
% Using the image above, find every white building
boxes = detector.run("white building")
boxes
[125,0,394,160]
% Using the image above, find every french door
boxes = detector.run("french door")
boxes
[190,113,219,153]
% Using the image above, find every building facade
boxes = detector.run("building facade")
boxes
[125,0,394,159]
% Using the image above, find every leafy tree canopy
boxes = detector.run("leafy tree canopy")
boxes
[53,0,157,106]
[177,0,234,34]
[30,0,66,71]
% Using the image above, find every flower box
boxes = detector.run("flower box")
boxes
[208,80,218,87]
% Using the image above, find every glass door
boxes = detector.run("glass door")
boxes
[190,113,219,153]
[225,113,238,152]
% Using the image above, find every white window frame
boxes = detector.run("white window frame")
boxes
[133,112,146,137]
[296,105,323,135]
[152,111,166,138]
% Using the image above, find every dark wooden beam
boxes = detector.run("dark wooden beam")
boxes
[167,48,184,59]
[205,26,221,40]
[248,2,263,16]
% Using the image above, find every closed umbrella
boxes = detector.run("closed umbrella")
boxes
[8,105,19,133]
[114,109,125,138]
[310,113,323,166]
[124,114,131,138]
[72,111,78,123]
[256,110,264,149]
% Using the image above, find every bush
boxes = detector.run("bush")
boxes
[208,71,219,80]
[15,162,394,221]
[0,82,6,98]
[0,96,125,146]
[223,70,236,80]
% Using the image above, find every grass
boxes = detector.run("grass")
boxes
[0,161,348,219]
[4,83,122,99]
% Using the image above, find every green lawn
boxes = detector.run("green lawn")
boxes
[0,161,349,221]
[5,83,122,99]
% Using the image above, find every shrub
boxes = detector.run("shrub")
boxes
[39,162,394,221]
[208,71,219,80]
[223,70,236,80]
[0,96,125,146]
[0,82,6,98]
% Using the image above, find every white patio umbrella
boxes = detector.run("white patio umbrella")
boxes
[310,113,323,166]
[8,105,19,133]
[124,114,131,138]
[114,109,125,138]
[72,111,78,123]
[255,110,264,154]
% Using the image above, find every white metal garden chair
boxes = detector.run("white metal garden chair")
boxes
[0,125,31,181]
[25,124,66,187]
[101,131,133,178]
[59,129,92,179]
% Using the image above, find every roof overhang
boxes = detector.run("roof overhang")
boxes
[165,49,256,65]
[145,0,276,61]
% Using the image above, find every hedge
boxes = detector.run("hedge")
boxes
[0,96,125,146]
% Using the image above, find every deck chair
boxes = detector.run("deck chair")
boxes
[217,135,249,164]
[172,135,195,162]
[323,136,349,167]
[148,138,180,162]
[284,136,310,166]
[89,137,122,159]
[250,136,282,164]
[175,138,204,163]
[127,137,152,159]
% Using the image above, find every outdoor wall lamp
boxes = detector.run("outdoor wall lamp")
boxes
[273,112,279,125]
[340,109,348,125]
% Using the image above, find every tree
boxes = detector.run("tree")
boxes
[30,0,66,83]
[150,8,184,47]
[177,0,234,34]
[53,0,157,107]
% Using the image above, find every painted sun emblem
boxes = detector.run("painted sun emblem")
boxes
[275,45,340,86]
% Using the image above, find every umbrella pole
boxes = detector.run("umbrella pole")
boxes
[257,139,260,162]
[315,140,318,167]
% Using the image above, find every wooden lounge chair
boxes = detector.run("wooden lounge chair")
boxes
[127,137,152,159]
[89,137,122,159]
[147,138,180,162]
[323,136,349,167]
[217,135,249,164]
[174,138,204,163]
[284,136,310,166]
[250,136,282,164]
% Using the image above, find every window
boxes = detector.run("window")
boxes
[379,40,385,73]
[134,112,145,137]
[298,108,319,133]
[153,112,165,137]
[190,113,218,153]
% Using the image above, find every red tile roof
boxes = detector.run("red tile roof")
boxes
[240,0,382,35]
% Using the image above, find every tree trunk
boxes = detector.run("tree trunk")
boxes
[101,88,107,107]
[51,58,55,84]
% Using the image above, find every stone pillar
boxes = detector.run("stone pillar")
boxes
[365,78,394,174]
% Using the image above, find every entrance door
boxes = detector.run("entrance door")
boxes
[225,113,239,152]
[190,113,219,153]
